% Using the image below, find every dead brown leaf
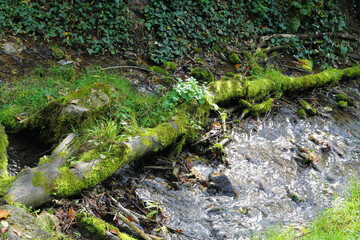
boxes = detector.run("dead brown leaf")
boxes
[0,210,9,219]
[68,208,75,221]
[109,229,119,235]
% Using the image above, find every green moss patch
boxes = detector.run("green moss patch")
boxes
[24,83,111,143]
[190,67,215,84]
[250,98,274,117]
[225,72,236,77]
[151,66,169,76]
[53,144,131,197]
[297,108,307,118]
[336,94,355,106]
[163,61,177,71]
[229,53,241,64]
[299,100,316,116]
[337,100,348,110]
[0,125,8,180]
[76,212,136,240]
[51,46,65,60]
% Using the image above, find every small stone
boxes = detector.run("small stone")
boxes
[58,60,75,66]
[323,106,333,112]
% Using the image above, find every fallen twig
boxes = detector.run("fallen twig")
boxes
[100,65,152,72]
[291,231,311,240]
[108,194,140,224]
[115,211,153,240]
[260,32,358,42]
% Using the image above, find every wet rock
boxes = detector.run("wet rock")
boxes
[0,204,51,240]
[299,99,316,115]
[323,106,333,112]
[207,172,236,197]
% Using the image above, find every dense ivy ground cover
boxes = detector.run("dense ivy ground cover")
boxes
[0,0,357,64]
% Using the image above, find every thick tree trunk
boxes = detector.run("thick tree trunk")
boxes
[2,66,360,208]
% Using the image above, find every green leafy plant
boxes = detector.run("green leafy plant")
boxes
[162,77,209,111]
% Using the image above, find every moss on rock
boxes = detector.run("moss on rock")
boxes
[190,67,214,84]
[76,212,137,240]
[23,83,111,144]
[151,66,169,76]
[163,61,177,71]
[225,72,235,77]
[337,100,348,110]
[299,100,316,116]
[336,94,355,106]
[229,53,241,64]
[250,98,274,116]
[297,108,307,118]
[51,46,65,60]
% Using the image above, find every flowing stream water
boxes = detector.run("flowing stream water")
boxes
[6,79,360,239]
[124,79,360,239]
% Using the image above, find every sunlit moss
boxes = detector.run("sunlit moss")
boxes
[76,212,137,240]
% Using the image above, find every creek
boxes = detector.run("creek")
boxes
[5,79,360,239]
[119,79,360,239]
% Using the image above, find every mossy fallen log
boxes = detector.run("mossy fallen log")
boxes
[4,105,205,207]
[2,66,360,208]
[209,66,360,103]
